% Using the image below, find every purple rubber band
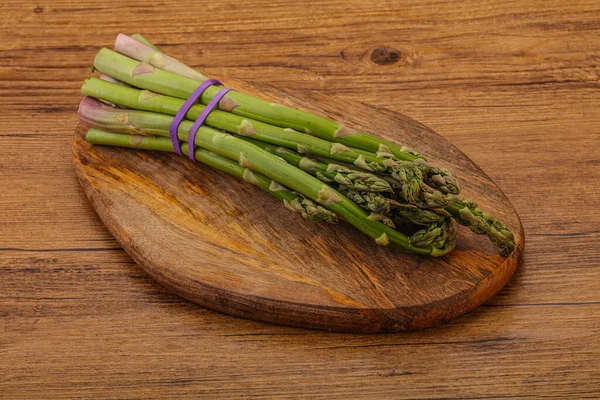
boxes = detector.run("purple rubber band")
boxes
[169,78,222,156]
[187,87,232,161]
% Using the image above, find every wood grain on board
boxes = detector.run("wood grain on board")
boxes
[1,0,599,398]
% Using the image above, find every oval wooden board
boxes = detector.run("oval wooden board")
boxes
[73,79,524,333]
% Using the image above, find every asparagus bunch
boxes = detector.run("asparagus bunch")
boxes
[81,77,425,202]
[78,33,515,257]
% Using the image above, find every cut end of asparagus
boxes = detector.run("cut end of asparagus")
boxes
[78,96,123,129]
[115,33,208,81]
[131,33,158,50]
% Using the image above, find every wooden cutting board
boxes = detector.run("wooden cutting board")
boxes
[72,79,524,333]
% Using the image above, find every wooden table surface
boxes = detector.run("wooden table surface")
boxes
[1,0,599,398]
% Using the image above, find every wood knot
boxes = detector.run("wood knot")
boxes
[33,6,44,13]
[370,47,401,66]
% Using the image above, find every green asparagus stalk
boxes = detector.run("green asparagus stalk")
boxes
[85,127,337,223]
[78,97,455,256]
[95,45,434,177]
[81,91,392,195]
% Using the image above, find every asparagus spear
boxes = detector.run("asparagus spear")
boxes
[81,77,426,200]
[446,200,515,256]
[83,76,379,165]
[85,128,337,223]
[78,97,455,256]
[81,89,392,195]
